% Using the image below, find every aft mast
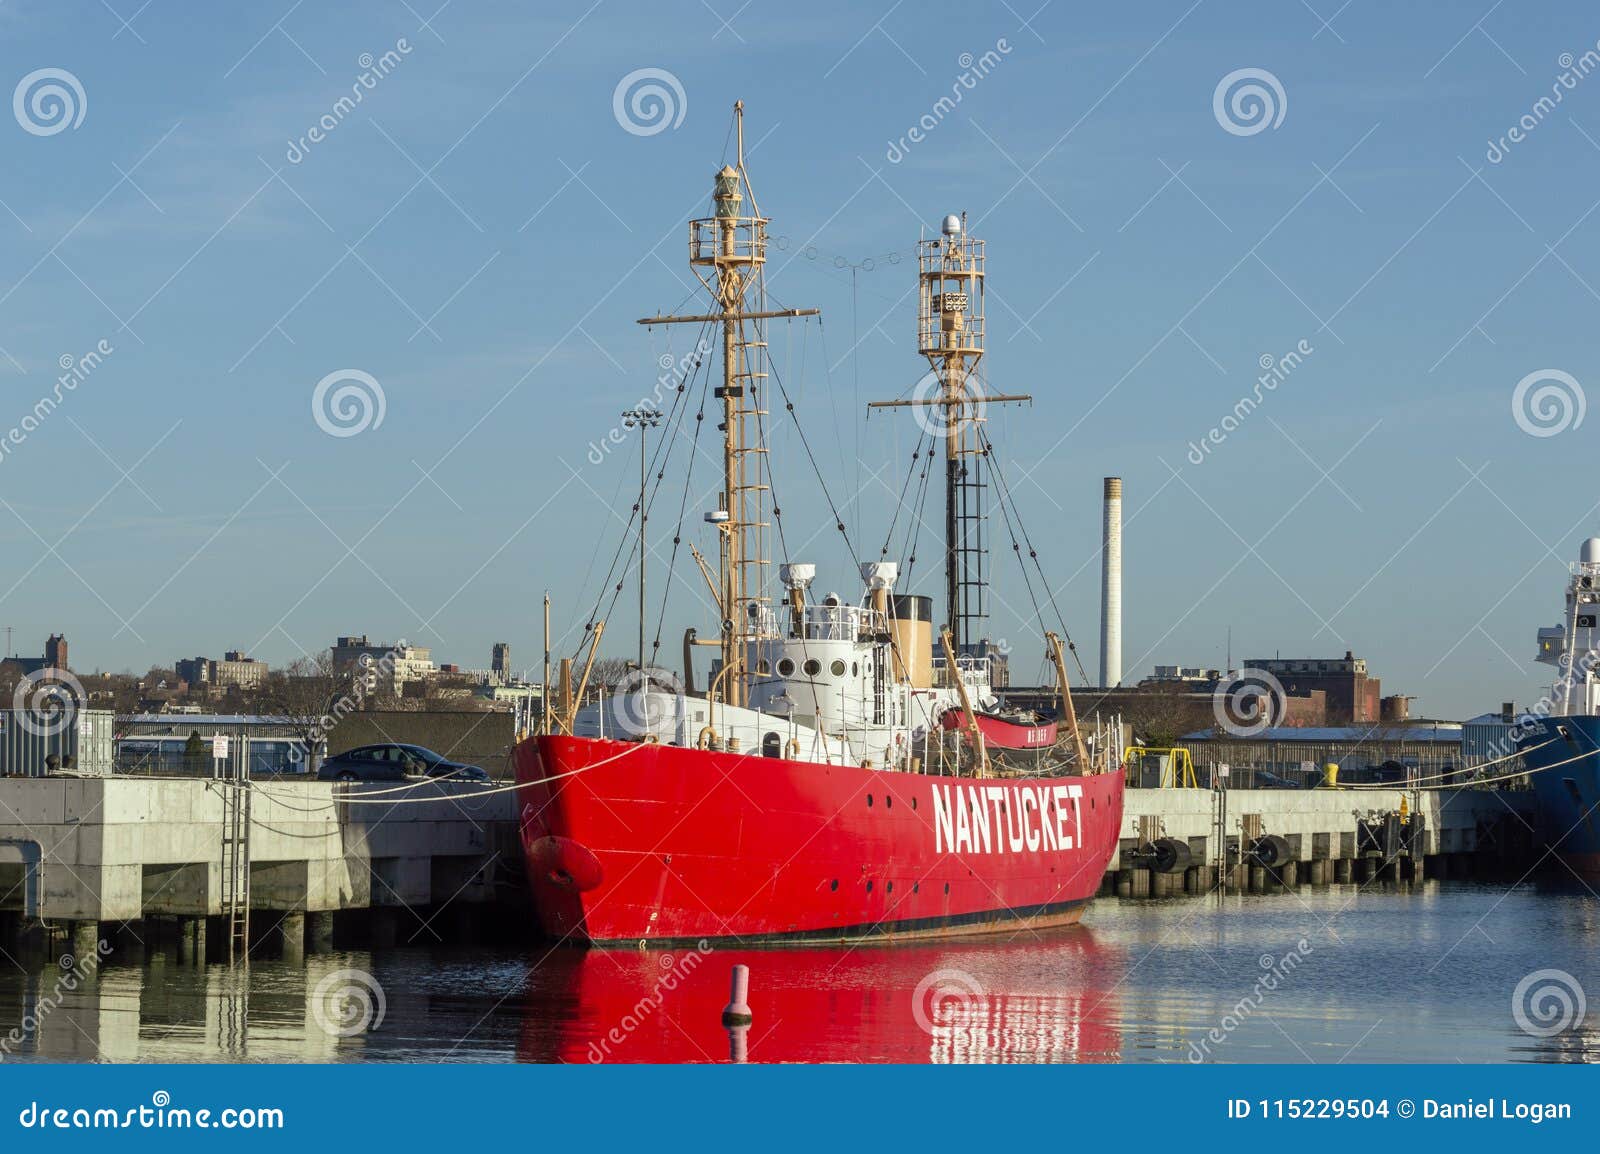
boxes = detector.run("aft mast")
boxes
[637,101,816,709]
[870,215,1028,653]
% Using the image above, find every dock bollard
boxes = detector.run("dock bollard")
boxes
[722,964,753,1025]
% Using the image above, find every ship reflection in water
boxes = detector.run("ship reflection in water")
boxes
[3,887,1600,1063]
[525,930,1122,1064]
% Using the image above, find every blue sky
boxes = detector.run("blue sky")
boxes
[1,0,1597,718]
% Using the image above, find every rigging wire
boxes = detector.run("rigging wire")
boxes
[572,323,712,664]
[764,338,862,568]
[648,343,716,667]
[877,423,935,562]
[897,424,937,586]
[977,423,1093,685]
[590,347,703,644]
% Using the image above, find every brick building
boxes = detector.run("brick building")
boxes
[1245,651,1380,724]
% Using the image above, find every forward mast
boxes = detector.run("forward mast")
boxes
[637,101,817,709]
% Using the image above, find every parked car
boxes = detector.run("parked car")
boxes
[1249,769,1302,790]
[316,743,489,783]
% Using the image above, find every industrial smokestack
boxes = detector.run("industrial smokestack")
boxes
[1100,477,1122,687]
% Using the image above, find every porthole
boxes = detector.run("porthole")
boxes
[943,882,950,895]
[852,662,859,676]
[911,797,918,810]
[866,880,874,893]
[830,659,847,677]
[886,881,894,894]
[803,658,822,676]
[913,882,919,894]
[867,794,874,807]
[830,879,838,892]
[777,657,796,677]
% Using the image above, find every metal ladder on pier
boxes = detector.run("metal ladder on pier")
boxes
[218,736,252,963]
[1211,766,1229,898]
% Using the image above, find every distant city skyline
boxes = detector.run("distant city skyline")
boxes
[1,2,1598,719]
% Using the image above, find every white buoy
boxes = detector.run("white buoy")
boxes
[721,963,752,1025]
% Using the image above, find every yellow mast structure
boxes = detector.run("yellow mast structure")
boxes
[638,102,816,709]
[1045,630,1091,771]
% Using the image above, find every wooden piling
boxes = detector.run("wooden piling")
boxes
[278,913,306,964]
[307,911,336,953]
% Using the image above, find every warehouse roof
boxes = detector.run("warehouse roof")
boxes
[1182,725,1462,743]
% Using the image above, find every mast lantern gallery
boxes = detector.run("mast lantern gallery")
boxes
[637,101,818,711]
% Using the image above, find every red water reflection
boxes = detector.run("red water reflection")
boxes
[518,928,1124,1063]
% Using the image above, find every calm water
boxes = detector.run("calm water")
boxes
[3,881,1598,1064]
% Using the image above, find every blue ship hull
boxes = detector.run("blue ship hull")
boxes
[1524,714,1600,875]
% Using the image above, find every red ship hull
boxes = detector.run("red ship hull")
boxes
[514,932,1125,1062]
[514,733,1124,946]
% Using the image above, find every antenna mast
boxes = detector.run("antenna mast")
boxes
[637,102,817,708]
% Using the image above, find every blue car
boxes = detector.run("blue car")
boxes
[316,743,489,783]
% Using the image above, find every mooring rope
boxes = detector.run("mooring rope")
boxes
[1334,736,1555,790]
[251,740,651,809]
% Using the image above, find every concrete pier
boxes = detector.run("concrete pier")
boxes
[177,918,205,964]
[69,920,99,964]
[0,778,516,951]
[1107,787,1533,899]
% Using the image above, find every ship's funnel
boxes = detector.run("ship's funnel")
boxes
[1100,477,1122,687]
[891,594,934,689]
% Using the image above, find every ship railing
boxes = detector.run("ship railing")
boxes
[688,217,768,266]
[930,654,994,691]
[798,603,884,641]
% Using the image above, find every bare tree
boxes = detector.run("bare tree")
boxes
[1118,684,1213,749]
[257,652,359,772]
[588,657,633,690]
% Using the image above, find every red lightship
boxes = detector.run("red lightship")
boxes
[516,102,1124,947]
